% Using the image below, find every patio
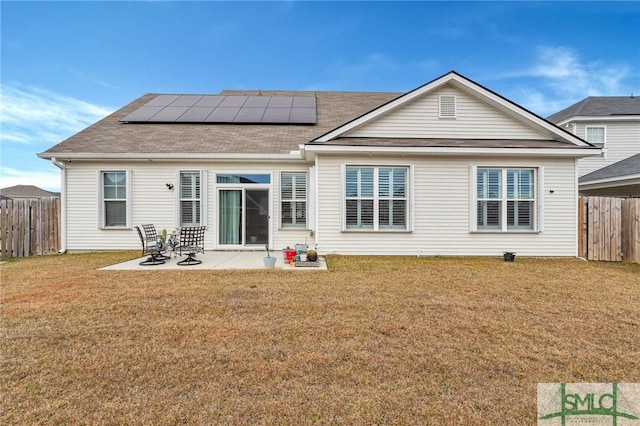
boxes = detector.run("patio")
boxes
[100,250,327,271]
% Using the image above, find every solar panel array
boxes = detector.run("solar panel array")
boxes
[120,94,317,124]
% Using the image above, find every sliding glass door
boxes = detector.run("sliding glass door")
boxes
[218,188,269,247]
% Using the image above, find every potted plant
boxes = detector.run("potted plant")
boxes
[306,248,318,262]
[263,245,277,268]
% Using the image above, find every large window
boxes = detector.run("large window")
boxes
[280,172,307,228]
[476,168,535,231]
[345,166,408,231]
[180,171,204,226]
[100,171,130,228]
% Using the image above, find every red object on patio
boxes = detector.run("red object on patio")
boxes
[285,250,297,263]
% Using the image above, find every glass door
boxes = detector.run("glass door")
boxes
[245,189,269,246]
[218,188,269,247]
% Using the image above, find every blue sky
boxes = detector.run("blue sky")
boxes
[1,1,639,192]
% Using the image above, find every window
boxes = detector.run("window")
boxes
[180,171,203,226]
[439,95,457,118]
[345,166,408,231]
[101,171,130,228]
[281,172,307,228]
[476,168,535,231]
[585,126,605,147]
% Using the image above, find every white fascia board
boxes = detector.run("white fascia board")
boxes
[580,174,640,189]
[37,152,306,162]
[557,115,640,125]
[314,72,590,147]
[304,144,600,158]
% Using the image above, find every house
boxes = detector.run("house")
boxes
[0,185,60,200]
[547,96,640,195]
[578,153,640,197]
[38,71,598,256]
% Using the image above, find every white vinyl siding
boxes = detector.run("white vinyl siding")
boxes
[344,166,408,231]
[316,156,575,256]
[577,121,639,177]
[344,87,544,139]
[280,172,307,228]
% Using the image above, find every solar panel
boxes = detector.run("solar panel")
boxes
[289,108,317,124]
[169,95,203,107]
[234,107,266,123]
[175,107,215,122]
[220,96,247,108]
[205,107,240,122]
[121,94,316,124]
[261,107,291,123]
[268,97,293,108]
[145,95,181,107]
[244,96,270,107]
[194,96,224,107]
[121,106,164,122]
[148,106,190,122]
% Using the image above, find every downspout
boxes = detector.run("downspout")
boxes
[50,157,67,253]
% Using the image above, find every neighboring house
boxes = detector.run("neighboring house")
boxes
[0,185,60,200]
[547,96,640,181]
[38,71,598,256]
[578,153,640,197]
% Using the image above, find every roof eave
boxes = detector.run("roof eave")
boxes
[303,144,599,158]
[37,152,306,162]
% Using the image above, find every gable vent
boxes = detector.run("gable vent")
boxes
[439,95,457,118]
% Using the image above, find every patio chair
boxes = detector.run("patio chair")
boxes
[175,226,206,266]
[135,225,166,266]
[141,224,169,260]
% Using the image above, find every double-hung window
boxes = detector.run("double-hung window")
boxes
[179,171,206,226]
[280,172,307,228]
[345,166,408,231]
[585,126,605,148]
[100,170,131,228]
[475,168,536,231]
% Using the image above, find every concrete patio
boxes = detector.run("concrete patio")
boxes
[100,251,327,271]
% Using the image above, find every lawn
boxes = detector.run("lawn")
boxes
[1,253,639,424]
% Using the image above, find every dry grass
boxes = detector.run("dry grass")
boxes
[1,253,639,425]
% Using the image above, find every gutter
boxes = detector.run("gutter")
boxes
[50,157,67,253]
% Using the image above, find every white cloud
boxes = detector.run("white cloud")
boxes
[0,83,114,146]
[0,84,114,192]
[496,46,633,116]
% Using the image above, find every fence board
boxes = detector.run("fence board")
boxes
[0,198,61,258]
[580,196,639,263]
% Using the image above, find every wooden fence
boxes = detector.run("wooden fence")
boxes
[0,197,61,258]
[578,196,640,262]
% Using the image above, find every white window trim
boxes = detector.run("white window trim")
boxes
[470,166,542,233]
[97,170,132,229]
[585,125,607,158]
[341,164,412,232]
[280,171,308,229]
[175,170,208,228]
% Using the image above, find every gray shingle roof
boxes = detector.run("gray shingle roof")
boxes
[40,91,401,156]
[0,185,60,198]
[579,153,640,183]
[547,96,640,123]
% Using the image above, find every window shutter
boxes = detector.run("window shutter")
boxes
[439,95,456,118]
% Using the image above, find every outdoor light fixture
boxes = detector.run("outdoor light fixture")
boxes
[166,183,174,190]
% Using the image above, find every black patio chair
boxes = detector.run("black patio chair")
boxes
[135,225,166,266]
[175,226,206,266]
[141,224,169,260]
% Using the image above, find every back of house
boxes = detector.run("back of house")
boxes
[39,71,597,256]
